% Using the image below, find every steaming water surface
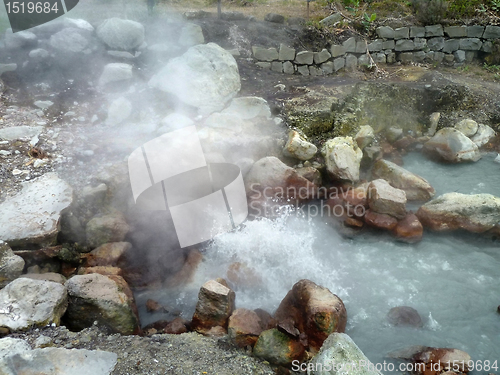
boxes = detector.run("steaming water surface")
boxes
[136,152,500,372]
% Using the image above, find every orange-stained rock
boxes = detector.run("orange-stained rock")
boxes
[228,308,263,347]
[86,242,131,267]
[163,317,188,334]
[387,306,423,327]
[253,328,306,366]
[393,213,423,243]
[78,266,123,276]
[412,347,472,375]
[146,299,163,313]
[254,308,277,330]
[364,209,398,230]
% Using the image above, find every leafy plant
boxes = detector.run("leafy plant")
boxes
[491,0,500,12]
[362,12,377,31]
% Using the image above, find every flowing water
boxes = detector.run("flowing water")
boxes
[136,151,500,373]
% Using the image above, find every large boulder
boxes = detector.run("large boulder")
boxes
[372,159,435,201]
[387,306,423,327]
[454,119,478,137]
[98,63,133,87]
[191,279,235,334]
[228,308,263,347]
[367,179,407,219]
[253,328,306,366]
[423,128,481,162]
[322,137,363,182]
[149,43,241,114]
[470,123,496,147]
[85,213,130,249]
[49,28,90,53]
[96,18,145,50]
[64,273,139,335]
[307,333,382,375]
[86,242,130,267]
[0,278,67,331]
[0,173,73,248]
[274,279,347,352]
[416,193,500,233]
[283,130,318,161]
[0,241,24,288]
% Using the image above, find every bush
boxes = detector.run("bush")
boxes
[447,0,482,17]
[412,0,448,24]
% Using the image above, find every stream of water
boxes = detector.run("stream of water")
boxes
[136,151,500,373]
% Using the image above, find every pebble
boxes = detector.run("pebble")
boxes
[0,150,11,156]
[12,169,24,175]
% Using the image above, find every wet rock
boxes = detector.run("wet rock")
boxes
[386,127,403,143]
[308,333,382,375]
[416,193,500,233]
[470,124,496,147]
[228,308,263,347]
[253,328,305,366]
[0,173,73,248]
[283,130,317,161]
[0,347,117,375]
[106,97,132,125]
[423,128,481,162]
[412,347,472,375]
[96,18,145,50]
[455,119,478,137]
[355,125,374,149]
[393,213,423,243]
[50,28,89,53]
[0,278,67,331]
[163,317,188,334]
[322,137,363,182]
[368,179,407,219]
[372,159,435,201]
[222,96,271,120]
[0,63,17,76]
[98,63,133,87]
[86,213,130,249]
[0,241,24,288]
[274,279,347,352]
[191,279,235,334]
[65,273,139,335]
[149,43,241,114]
[86,242,130,267]
[178,23,204,47]
[364,210,398,230]
[296,166,322,186]
[387,306,423,327]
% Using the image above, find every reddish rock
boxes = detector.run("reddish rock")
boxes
[228,308,263,347]
[204,326,227,337]
[364,209,398,230]
[393,136,417,150]
[163,317,188,334]
[274,279,347,352]
[387,306,423,327]
[368,179,407,219]
[253,328,306,366]
[146,299,163,313]
[78,266,123,276]
[86,242,130,267]
[412,347,472,375]
[345,217,364,228]
[191,279,235,334]
[393,213,424,243]
[254,308,277,330]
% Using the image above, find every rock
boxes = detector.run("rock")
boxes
[65,273,139,334]
[50,28,89,53]
[459,38,482,51]
[64,18,94,32]
[4,29,37,50]
[387,306,423,327]
[322,137,363,182]
[279,44,296,61]
[158,113,194,133]
[283,131,317,161]
[295,51,314,65]
[274,279,347,352]
[372,160,435,201]
[368,179,407,219]
[376,26,395,39]
[483,25,500,39]
[0,337,31,360]
[308,333,382,375]
[253,328,305,366]
[393,213,423,243]
[34,100,54,110]
[354,125,374,149]
[252,46,279,61]
[427,112,440,136]
[423,128,481,162]
[0,278,67,331]
[178,23,204,47]
[425,24,444,37]
[149,43,240,114]
[319,13,342,26]
[0,347,117,375]
[296,167,322,186]
[96,18,145,50]
[191,279,235,334]
[106,97,132,125]
[0,173,73,248]
[470,124,496,147]
[412,347,472,375]
[228,308,263,347]
[163,317,188,334]
[0,241,24,288]
[20,272,66,284]
[416,193,500,233]
[454,119,478,137]
[222,96,271,120]
[364,210,398,230]
[264,13,285,23]
[86,213,130,249]
[0,63,17,76]
[314,49,331,65]
[0,125,43,141]
[98,63,133,86]
[86,242,130,267]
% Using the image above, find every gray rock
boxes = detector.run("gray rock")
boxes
[64,18,94,32]
[428,37,444,51]
[357,54,369,67]
[343,37,356,53]
[443,39,460,54]
[367,39,383,52]
[459,38,482,51]
[467,25,485,38]
[309,66,322,76]
[443,53,455,64]
[455,118,478,137]
[149,43,240,115]
[345,54,357,70]
[98,63,133,86]
[0,241,24,289]
[308,333,382,375]
[322,137,362,182]
[4,29,37,50]
[271,61,283,73]
[413,38,427,50]
[470,124,496,147]
[355,40,367,53]
[444,26,467,38]
[382,40,395,49]
[107,50,136,59]
[454,50,466,63]
[0,278,67,331]
[34,100,54,109]
[0,125,43,141]
[320,61,334,75]
[297,65,309,76]
[283,61,294,74]
[96,18,145,50]
[410,26,425,38]
[294,51,314,65]
[50,28,89,53]
[178,23,204,47]
[256,62,271,69]
[314,49,331,64]
[106,97,132,125]
[86,213,130,249]
[376,26,394,39]
[425,24,444,37]
[0,63,17,76]
[387,306,423,327]
[414,51,426,63]
[395,39,414,51]
[433,51,444,62]
[466,50,477,63]
[386,127,403,142]
[333,57,345,71]
[29,48,50,60]
[20,273,67,284]
[319,13,342,26]
[264,13,285,23]
[0,173,73,248]
[394,27,409,39]
[374,53,386,63]
[399,52,414,63]
[283,130,317,160]
[0,337,31,360]
[278,44,295,61]
[222,96,271,120]
[330,45,346,58]
[481,41,493,53]
[355,125,374,149]
[483,25,500,39]
[252,46,279,61]
[423,127,481,162]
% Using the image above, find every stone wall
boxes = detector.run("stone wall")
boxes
[252,25,500,75]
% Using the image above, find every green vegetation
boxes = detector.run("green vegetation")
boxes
[483,62,500,80]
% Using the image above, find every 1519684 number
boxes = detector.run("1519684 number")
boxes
[5,2,59,14]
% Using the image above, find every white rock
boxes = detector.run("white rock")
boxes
[283,130,317,161]
[0,126,43,141]
[4,29,37,50]
[455,118,478,137]
[0,278,67,331]
[50,28,89,53]
[98,63,133,86]
[63,18,94,32]
[0,173,73,247]
[0,240,25,288]
[423,127,481,162]
[34,100,54,110]
[148,43,241,115]
[97,18,145,50]
[178,23,205,47]
[321,137,363,182]
[495,154,500,164]
[355,125,375,149]
[106,97,132,125]
[368,179,407,219]
[222,97,271,120]
[470,123,496,147]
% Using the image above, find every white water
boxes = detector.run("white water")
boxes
[136,152,500,372]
